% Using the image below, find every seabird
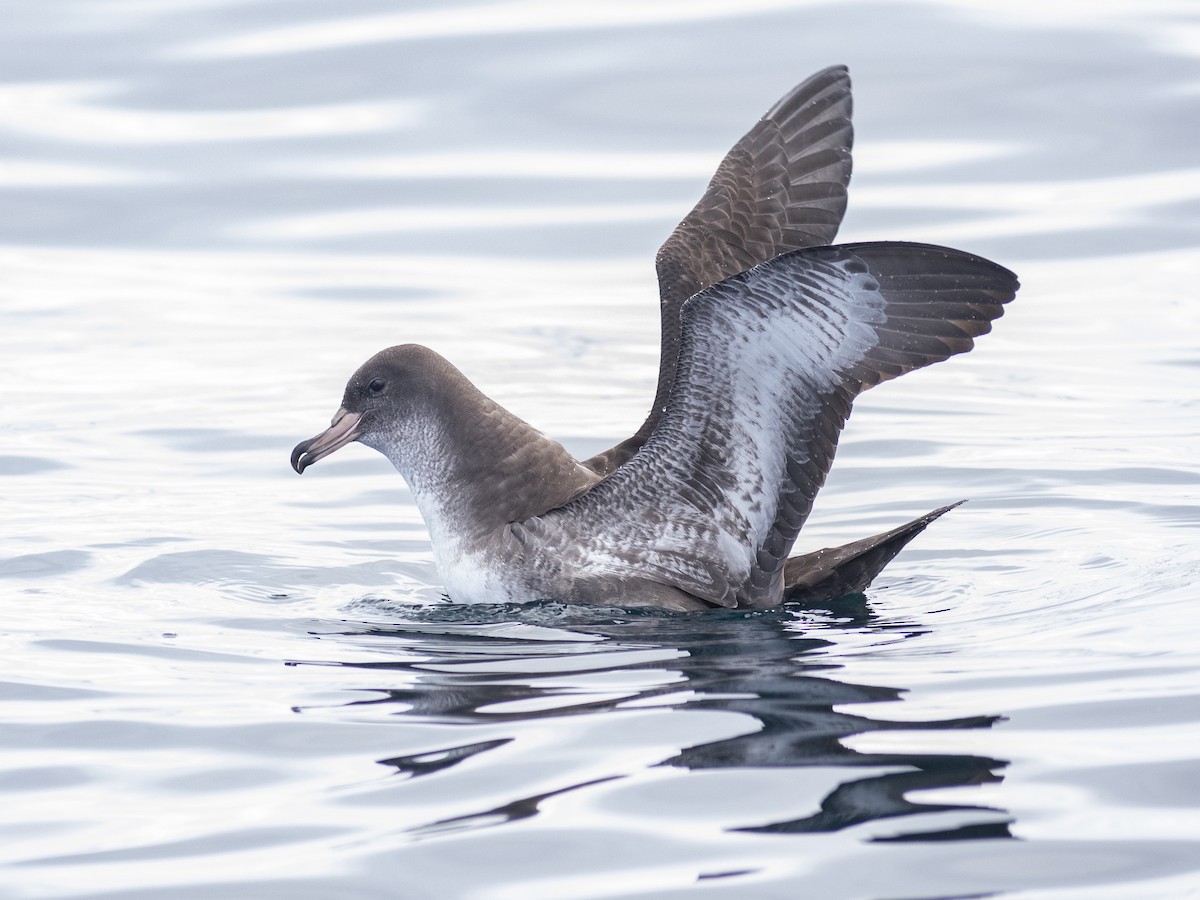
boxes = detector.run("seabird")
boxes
[291,66,1018,612]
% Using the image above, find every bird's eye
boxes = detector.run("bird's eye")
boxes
[367,378,386,394]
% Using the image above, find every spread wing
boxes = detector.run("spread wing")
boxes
[583,65,854,476]
[534,243,1018,609]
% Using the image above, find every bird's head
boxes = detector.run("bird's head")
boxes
[290,343,455,474]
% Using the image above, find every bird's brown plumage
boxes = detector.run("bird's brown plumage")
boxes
[290,67,1018,610]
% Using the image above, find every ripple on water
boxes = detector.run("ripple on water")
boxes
[2,1,1200,897]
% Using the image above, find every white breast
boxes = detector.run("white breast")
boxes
[431,539,506,603]
[413,490,517,604]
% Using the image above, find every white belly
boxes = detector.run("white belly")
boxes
[433,544,505,603]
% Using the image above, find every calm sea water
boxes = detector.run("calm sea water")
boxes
[3,2,1199,897]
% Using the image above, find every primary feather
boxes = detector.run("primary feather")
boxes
[585,65,854,477]
[290,68,1020,611]
[531,243,1017,609]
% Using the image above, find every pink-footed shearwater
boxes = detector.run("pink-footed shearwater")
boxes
[291,66,1018,611]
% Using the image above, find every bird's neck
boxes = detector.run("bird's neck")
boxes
[366,375,599,542]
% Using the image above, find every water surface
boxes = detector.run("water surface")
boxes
[2,1,1199,897]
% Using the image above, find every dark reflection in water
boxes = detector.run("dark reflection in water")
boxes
[297,596,1011,842]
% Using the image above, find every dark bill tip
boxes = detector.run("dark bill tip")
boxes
[290,438,316,474]
[289,408,363,475]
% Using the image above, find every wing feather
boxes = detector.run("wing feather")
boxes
[534,242,1018,608]
[584,65,854,476]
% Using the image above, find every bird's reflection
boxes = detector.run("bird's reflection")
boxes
[297,594,1011,842]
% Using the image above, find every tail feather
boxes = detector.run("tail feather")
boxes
[782,501,964,604]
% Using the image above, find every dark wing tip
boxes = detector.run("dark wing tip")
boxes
[659,65,858,298]
[764,64,851,122]
[825,241,1018,388]
[782,500,966,604]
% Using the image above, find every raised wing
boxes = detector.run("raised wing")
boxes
[584,65,854,476]
[536,243,1018,609]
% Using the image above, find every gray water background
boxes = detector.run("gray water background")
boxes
[2,1,1200,897]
